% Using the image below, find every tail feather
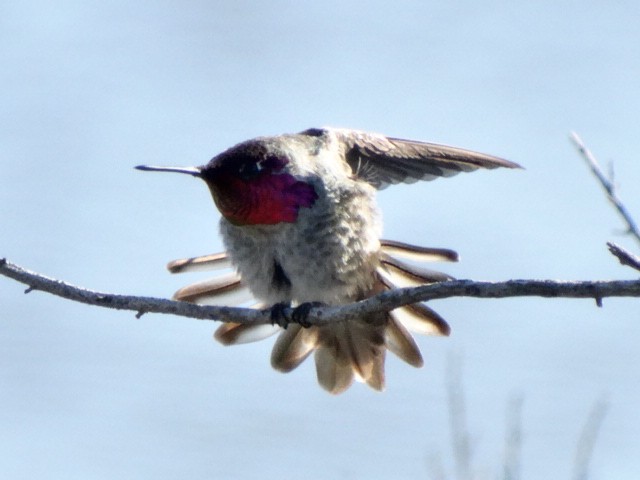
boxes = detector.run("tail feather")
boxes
[215,322,281,345]
[271,325,319,372]
[385,314,424,367]
[380,239,459,263]
[379,253,454,286]
[336,321,386,391]
[392,303,450,336]
[375,263,451,337]
[167,252,231,273]
[362,346,385,391]
[314,341,355,394]
[269,320,386,393]
[173,273,253,306]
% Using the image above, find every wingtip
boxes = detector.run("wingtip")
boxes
[480,155,523,170]
[503,158,525,170]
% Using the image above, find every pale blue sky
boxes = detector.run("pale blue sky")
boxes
[2,1,640,478]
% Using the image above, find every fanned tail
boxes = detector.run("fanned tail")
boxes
[167,240,454,394]
[271,319,387,394]
[269,239,453,394]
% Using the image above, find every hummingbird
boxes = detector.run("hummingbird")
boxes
[137,127,520,394]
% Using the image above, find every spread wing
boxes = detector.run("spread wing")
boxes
[301,127,521,189]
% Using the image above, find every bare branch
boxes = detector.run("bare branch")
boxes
[607,242,640,273]
[570,132,640,245]
[0,258,264,324]
[2,257,640,327]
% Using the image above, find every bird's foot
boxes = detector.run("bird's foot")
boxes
[269,302,292,328]
[268,301,324,328]
[291,302,324,328]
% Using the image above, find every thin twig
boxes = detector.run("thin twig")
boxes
[607,242,640,273]
[570,132,640,245]
[2,257,640,327]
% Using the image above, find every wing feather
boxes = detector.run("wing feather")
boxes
[301,127,521,189]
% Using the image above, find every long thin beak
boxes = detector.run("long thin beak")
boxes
[135,165,202,177]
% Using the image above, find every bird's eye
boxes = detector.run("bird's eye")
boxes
[238,161,262,180]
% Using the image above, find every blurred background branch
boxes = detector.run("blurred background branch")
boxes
[446,354,473,480]
[503,394,524,480]
[572,397,609,480]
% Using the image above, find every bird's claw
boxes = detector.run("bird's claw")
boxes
[291,302,324,328]
[268,301,323,328]
[269,302,291,328]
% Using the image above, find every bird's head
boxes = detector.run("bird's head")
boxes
[136,142,318,226]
